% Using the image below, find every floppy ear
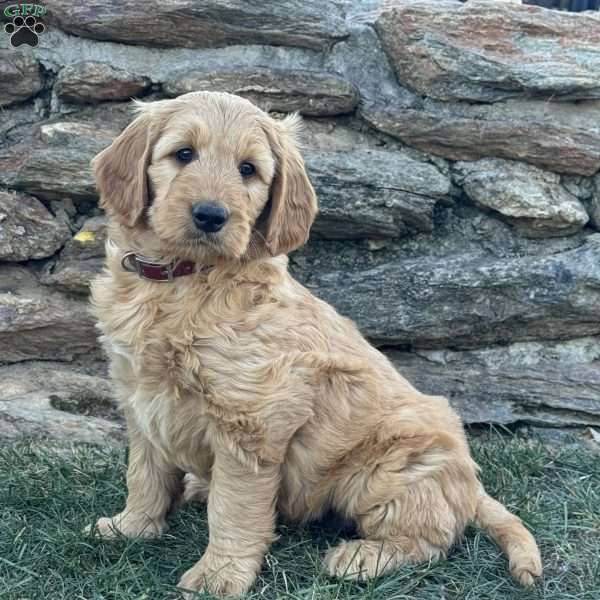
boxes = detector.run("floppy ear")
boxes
[92,111,155,228]
[262,114,318,256]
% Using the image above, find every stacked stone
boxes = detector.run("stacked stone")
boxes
[1,0,599,441]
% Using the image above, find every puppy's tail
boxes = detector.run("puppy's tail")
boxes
[474,488,542,586]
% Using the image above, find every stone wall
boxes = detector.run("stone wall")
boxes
[1,0,599,442]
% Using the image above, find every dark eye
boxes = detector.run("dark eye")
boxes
[239,162,255,178]
[175,148,194,163]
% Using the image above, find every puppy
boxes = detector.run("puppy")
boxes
[88,92,542,598]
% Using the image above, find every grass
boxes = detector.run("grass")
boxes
[0,436,598,600]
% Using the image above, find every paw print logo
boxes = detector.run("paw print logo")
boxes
[5,15,45,48]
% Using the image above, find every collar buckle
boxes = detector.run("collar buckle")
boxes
[121,252,176,283]
[120,251,139,274]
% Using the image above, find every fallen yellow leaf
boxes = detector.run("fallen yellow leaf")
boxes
[73,231,96,243]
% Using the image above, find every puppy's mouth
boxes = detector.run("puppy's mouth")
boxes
[183,230,222,249]
[168,216,250,261]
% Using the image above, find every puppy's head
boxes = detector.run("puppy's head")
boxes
[92,92,317,262]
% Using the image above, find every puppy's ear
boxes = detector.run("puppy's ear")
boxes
[92,110,155,228]
[262,114,318,256]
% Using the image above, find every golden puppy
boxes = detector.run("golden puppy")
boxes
[88,91,542,598]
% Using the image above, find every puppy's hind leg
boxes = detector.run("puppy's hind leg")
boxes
[182,472,211,504]
[178,450,213,506]
[325,430,478,581]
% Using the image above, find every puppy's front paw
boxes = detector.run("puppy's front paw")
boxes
[84,511,166,539]
[177,550,258,598]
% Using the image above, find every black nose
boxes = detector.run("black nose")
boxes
[191,203,229,233]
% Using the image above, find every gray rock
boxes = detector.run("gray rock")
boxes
[324,24,429,165]
[363,97,600,176]
[0,280,99,362]
[0,104,45,149]
[373,0,600,103]
[55,61,152,104]
[306,149,451,239]
[0,191,71,261]
[300,118,402,152]
[39,120,119,147]
[42,216,107,294]
[293,204,593,275]
[294,234,600,348]
[388,336,600,428]
[163,67,358,116]
[30,30,324,88]
[42,259,104,295]
[454,159,589,237]
[45,0,348,50]
[325,24,417,110]
[0,361,123,443]
[0,120,114,203]
[561,175,595,202]
[2,146,99,202]
[0,51,43,107]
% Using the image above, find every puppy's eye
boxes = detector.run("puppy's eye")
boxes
[175,148,194,163]
[239,162,255,178]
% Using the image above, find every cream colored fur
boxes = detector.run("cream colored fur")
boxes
[88,92,542,598]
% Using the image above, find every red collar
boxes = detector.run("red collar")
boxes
[120,252,213,282]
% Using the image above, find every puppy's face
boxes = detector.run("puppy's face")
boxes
[148,98,275,261]
[93,92,317,262]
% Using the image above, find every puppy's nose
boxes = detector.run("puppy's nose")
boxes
[191,203,229,233]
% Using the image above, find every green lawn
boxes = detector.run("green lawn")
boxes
[0,436,598,600]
